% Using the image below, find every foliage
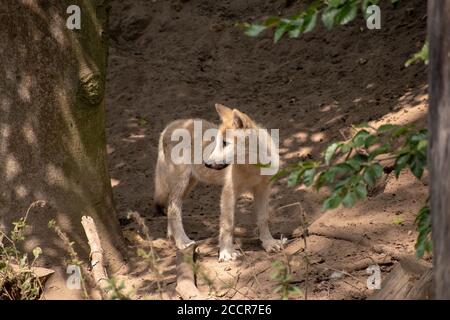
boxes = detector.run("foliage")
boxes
[274,124,431,257]
[271,260,302,299]
[104,278,132,300]
[241,0,400,43]
[137,248,164,297]
[415,203,431,258]
[48,219,89,299]
[0,201,45,300]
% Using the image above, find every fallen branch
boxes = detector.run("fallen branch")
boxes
[308,226,404,260]
[81,216,109,294]
[368,256,432,300]
[175,244,206,300]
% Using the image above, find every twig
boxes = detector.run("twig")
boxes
[277,202,310,299]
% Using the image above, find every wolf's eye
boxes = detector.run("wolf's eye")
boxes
[223,140,229,147]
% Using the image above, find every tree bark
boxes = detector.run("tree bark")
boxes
[0,0,124,278]
[428,1,450,300]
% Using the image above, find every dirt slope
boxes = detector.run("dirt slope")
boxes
[106,0,428,299]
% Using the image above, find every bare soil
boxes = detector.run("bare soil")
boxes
[105,0,428,299]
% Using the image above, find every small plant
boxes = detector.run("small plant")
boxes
[405,42,429,67]
[0,201,45,300]
[104,278,132,300]
[48,219,89,299]
[137,248,163,297]
[127,211,164,297]
[271,260,302,300]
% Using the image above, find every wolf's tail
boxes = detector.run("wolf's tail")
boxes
[154,129,170,215]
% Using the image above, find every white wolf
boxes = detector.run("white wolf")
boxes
[154,103,283,261]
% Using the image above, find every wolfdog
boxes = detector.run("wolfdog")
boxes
[154,103,283,261]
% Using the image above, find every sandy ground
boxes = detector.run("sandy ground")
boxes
[105,0,428,299]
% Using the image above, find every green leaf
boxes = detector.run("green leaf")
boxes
[322,7,339,30]
[415,205,432,258]
[274,23,289,43]
[289,27,301,38]
[417,140,427,151]
[355,183,368,199]
[410,130,427,142]
[316,171,329,189]
[322,194,342,211]
[410,154,426,179]
[352,130,370,147]
[333,163,354,175]
[372,163,383,177]
[405,42,429,67]
[245,24,267,37]
[393,126,410,137]
[287,170,302,187]
[362,170,374,186]
[324,142,339,165]
[302,160,318,169]
[377,124,399,133]
[363,163,382,186]
[342,190,357,208]
[303,168,316,186]
[302,10,318,33]
[335,1,358,25]
[394,153,410,177]
[346,158,362,171]
[364,134,378,148]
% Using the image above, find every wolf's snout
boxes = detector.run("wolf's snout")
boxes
[205,161,229,170]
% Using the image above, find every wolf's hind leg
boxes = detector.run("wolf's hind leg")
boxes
[254,184,284,253]
[167,171,195,250]
[167,176,197,240]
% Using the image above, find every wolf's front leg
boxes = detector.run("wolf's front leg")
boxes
[167,173,195,250]
[254,184,284,253]
[218,184,241,262]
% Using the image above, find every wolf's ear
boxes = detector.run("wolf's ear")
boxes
[215,103,233,120]
[232,109,247,129]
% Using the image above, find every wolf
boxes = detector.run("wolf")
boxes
[154,103,283,261]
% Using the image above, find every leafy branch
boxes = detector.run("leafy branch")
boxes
[274,124,430,257]
[241,0,399,43]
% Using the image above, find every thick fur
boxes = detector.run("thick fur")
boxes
[154,104,283,261]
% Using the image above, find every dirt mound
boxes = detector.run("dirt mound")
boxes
[106,0,428,299]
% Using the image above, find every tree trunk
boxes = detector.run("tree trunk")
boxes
[428,1,450,300]
[0,0,124,284]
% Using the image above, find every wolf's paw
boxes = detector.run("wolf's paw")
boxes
[218,248,242,262]
[262,238,285,253]
[174,236,196,250]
